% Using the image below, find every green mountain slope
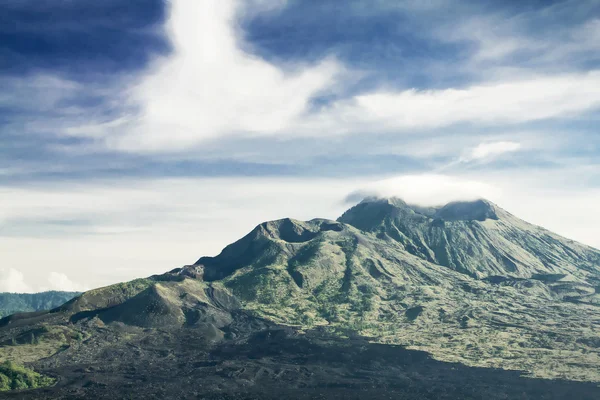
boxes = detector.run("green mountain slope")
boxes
[1,197,599,389]
[193,198,600,380]
[0,292,80,319]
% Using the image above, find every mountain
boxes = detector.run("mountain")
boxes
[0,292,80,319]
[0,198,599,398]
[194,197,600,379]
[339,198,600,281]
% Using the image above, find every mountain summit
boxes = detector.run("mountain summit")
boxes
[342,197,501,225]
[338,197,600,280]
[1,197,600,397]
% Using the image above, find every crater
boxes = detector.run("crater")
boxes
[434,199,498,222]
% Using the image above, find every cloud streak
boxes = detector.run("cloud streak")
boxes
[315,72,600,133]
[462,141,522,162]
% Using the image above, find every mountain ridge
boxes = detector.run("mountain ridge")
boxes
[0,291,80,319]
[0,196,599,396]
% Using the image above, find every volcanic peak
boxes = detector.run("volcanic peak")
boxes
[349,196,501,222]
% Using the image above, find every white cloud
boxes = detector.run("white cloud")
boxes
[432,6,600,70]
[0,268,31,293]
[45,272,87,292]
[437,14,541,63]
[6,0,597,156]
[43,0,598,154]
[460,141,522,162]
[0,268,87,294]
[94,0,342,152]
[313,72,600,133]
[470,141,521,160]
[349,174,502,206]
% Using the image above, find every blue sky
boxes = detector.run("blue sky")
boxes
[1,0,600,292]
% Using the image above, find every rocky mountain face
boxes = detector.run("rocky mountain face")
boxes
[1,198,600,398]
[339,198,600,281]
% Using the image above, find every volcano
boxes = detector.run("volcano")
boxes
[1,198,599,399]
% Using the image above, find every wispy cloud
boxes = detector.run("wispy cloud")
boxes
[462,141,522,162]
[312,72,600,134]
[4,0,600,156]
[37,0,598,155]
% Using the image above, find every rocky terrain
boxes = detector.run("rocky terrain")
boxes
[0,197,599,398]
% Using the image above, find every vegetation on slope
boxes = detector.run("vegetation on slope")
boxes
[0,361,54,391]
[60,278,150,313]
[195,201,600,381]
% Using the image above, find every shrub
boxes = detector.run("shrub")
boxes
[0,361,55,392]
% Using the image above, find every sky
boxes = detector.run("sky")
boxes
[1,0,600,292]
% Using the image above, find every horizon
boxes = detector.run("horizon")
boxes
[2,0,600,293]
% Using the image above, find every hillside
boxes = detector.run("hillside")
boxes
[0,198,599,398]
[0,292,80,319]
[195,198,600,380]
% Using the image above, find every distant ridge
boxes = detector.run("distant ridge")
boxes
[0,291,80,319]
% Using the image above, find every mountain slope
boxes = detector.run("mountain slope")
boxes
[0,292,80,319]
[192,198,600,380]
[0,197,599,396]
